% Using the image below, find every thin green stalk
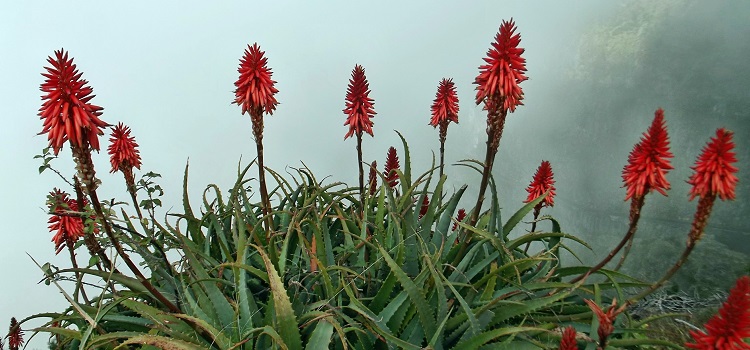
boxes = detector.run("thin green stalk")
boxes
[126,180,144,221]
[125,179,173,276]
[523,206,541,254]
[66,240,89,304]
[87,188,180,313]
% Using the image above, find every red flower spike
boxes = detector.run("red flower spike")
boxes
[343,64,376,139]
[430,78,460,127]
[8,317,23,350]
[419,196,430,219]
[453,208,467,231]
[622,108,674,201]
[474,19,528,113]
[558,326,579,350]
[38,49,108,155]
[585,299,623,347]
[686,276,750,349]
[233,43,279,116]
[525,160,556,207]
[368,161,378,196]
[688,128,739,201]
[108,122,142,173]
[47,189,88,254]
[384,147,400,188]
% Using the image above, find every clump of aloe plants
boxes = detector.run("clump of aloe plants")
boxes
[6,18,746,350]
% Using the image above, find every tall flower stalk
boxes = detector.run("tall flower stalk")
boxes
[233,43,279,234]
[574,109,672,282]
[429,78,459,180]
[108,123,173,272]
[343,64,376,206]
[466,18,527,239]
[38,49,179,313]
[628,128,738,305]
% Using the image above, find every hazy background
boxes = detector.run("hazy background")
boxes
[2,1,748,348]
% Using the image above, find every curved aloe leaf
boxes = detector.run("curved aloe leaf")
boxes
[502,192,546,237]
[305,318,335,350]
[377,246,436,344]
[453,326,542,350]
[117,334,206,350]
[254,244,303,350]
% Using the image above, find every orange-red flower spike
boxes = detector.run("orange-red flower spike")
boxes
[233,43,279,116]
[38,49,108,155]
[108,122,142,174]
[622,108,674,201]
[686,276,750,349]
[525,160,556,207]
[688,128,738,201]
[474,18,527,113]
[343,64,376,139]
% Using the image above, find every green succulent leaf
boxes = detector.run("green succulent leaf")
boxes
[254,244,303,350]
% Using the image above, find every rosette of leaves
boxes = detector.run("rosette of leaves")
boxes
[25,136,679,349]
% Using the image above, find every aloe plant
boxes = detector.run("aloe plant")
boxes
[22,135,688,350]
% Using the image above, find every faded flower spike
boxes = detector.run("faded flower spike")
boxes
[525,160,556,207]
[686,275,750,349]
[474,18,527,113]
[233,43,279,117]
[622,108,673,201]
[108,122,142,174]
[452,208,467,232]
[419,196,430,219]
[688,128,738,201]
[38,49,108,155]
[368,161,378,196]
[343,64,376,139]
[585,298,623,349]
[384,146,400,188]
